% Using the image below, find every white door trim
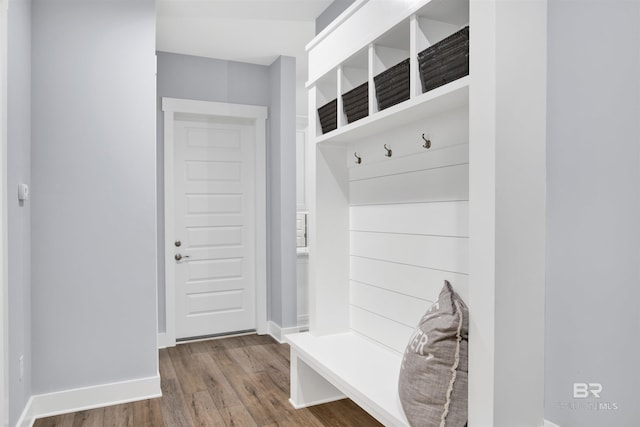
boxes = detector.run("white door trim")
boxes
[1,0,9,425]
[162,97,268,347]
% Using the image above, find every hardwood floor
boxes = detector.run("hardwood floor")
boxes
[34,334,382,426]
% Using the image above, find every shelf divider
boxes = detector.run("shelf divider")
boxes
[337,65,344,129]
[410,14,419,99]
[367,43,376,118]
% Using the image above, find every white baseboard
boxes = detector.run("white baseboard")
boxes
[288,395,344,409]
[17,375,161,427]
[16,396,35,427]
[297,314,309,328]
[544,420,561,427]
[157,332,175,349]
[268,321,308,344]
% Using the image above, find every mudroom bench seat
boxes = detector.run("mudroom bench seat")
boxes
[286,331,409,427]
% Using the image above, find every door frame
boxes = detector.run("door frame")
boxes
[161,97,268,347]
[1,0,9,424]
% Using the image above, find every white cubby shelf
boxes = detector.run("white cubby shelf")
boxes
[316,76,468,145]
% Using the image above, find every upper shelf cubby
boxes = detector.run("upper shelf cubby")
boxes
[416,0,469,51]
[373,19,410,76]
[310,0,470,140]
[341,49,368,92]
[417,0,469,28]
[315,70,338,135]
[340,49,369,125]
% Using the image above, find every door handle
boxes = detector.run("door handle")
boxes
[175,254,190,261]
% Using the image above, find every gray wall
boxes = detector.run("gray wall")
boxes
[545,1,640,426]
[30,0,158,393]
[315,0,354,34]
[268,56,298,328]
[156,52,298,332]
[7,0,31,424]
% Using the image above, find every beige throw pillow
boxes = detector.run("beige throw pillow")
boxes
[398,281,469,427]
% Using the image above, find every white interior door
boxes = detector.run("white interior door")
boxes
[173,116,257,340]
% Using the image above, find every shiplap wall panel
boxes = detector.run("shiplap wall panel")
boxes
[350,306,415,354]
[350,164,469,205]
[350,281,430,328]
[350,256,469,303]
[350,201,469,237]
[350,231,468,273]
[347,131,469,353]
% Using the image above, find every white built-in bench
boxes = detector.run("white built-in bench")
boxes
[286,332,409,426]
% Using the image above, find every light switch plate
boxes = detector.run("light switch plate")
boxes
[18,183,29,201]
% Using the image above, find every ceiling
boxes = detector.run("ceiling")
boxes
[156,0,334,116]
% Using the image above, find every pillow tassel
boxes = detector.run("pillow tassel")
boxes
[439,299,463,427]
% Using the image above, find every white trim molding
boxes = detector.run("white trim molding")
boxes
[306,0,366,51]
[17,375,160,427]
[162,98,269,346]
[268,321,308,344]
[544,420,561,427]
[163,107,176,346]
[295,115,308,130]
[297,314,309,329]
[157,332,169,350]
[0,0,9,425]
[162,98,268,122]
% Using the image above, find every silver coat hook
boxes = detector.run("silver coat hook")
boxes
[354,152,362,165]
[422,133,431,149]
[384,144,392,157]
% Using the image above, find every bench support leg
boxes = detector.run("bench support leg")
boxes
[289,348,345,409]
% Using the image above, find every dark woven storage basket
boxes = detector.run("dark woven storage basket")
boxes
[374,58,410,111]
[342,82,368,124]
[418,26,469,93]
[317,99,337,134]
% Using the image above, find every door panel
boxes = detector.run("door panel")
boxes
[186,194,243,214]
[187,227,243,248]
[174,119,256,339]
[186,160,242,182]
